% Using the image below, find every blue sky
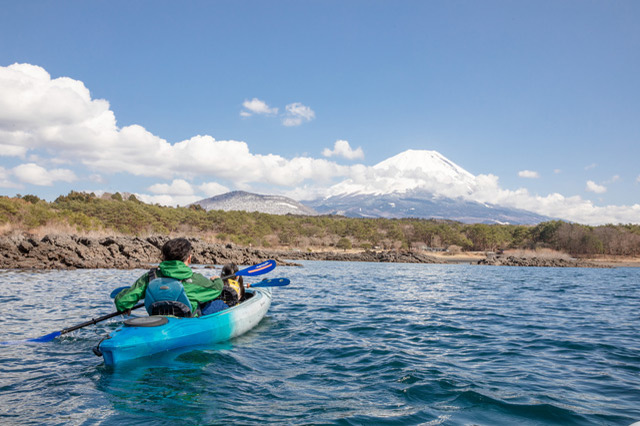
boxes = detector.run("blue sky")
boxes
[0,1,639,225]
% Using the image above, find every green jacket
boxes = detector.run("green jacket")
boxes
[114,260,223,315]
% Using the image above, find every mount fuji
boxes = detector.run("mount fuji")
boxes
[307,150,550,225]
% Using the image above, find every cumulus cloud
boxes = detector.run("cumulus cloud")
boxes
[0,64,347,189]
[586,180,607,194]
[134,193,203,207]
[322,140,364,160]
[148,179,195,196]
[0,166,19,188]
[467,177,640,225]
[1,63,638,225]
[240,98,278,116]
[604,175,620,184]
[199,181,229,197]
[518,170,540,179]
[282,102,315,126]
[0,144,28,157]
[12,163,76,186]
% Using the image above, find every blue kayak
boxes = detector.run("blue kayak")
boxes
[97,288,272,366]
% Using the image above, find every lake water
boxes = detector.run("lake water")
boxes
[0,261,639,425]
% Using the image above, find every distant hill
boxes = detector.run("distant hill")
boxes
[192,191,317,216]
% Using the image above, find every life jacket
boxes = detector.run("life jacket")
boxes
[227,279,242,299]
[221,278,242,307]
[144,268,193,317]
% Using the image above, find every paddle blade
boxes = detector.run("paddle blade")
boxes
[0,331,61,345]
[236,260,276,277]
[110,286,129,299]
[251,278,290,288]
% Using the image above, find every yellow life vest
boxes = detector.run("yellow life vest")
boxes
[227,278,241,297]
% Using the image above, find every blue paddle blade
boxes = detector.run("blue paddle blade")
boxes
[237,259,276,277]
[27,331,62,343]
[251,278,290,287]
[0,331,61,345]
[110,286,129,299]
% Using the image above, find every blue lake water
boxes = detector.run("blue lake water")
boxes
[0,261,639,425]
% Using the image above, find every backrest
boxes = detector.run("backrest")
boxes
[144,276,192,317]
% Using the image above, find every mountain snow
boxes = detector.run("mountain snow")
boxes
[326,149,477,198]
[192,191,317,216]
[310,149,551,224]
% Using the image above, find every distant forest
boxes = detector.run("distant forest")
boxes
[2,191,640,257]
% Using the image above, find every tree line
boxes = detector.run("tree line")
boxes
[1,192,639,257]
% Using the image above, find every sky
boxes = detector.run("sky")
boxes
[0,0,639,225]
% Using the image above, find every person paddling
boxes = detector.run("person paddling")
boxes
[114,238,223,317]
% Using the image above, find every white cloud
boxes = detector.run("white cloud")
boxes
[1,63,638,225]
[241,98,278,116]
[134,193,203,207]
[0,144,28,157]
[199,181,229,197]
[322,140,364,160]
[0,166,19,188]
[12,163,76,186]
[586,180,607,194]
[604,175,620,184]
[148,179,195,196]
[282,102,315,126]
[554,169,562,174]
[518,170,540,179]
[585,163,597,170]
[0,65,346,189]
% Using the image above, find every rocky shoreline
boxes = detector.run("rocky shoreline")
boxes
[477,254,607,268]
[0,234,615,270]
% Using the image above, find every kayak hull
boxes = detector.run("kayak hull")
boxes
[99,288,272,366]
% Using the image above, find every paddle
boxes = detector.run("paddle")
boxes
[3,260,278,345]
[249,277,290,287]
[109,259,277,299]
[0,302,145,345]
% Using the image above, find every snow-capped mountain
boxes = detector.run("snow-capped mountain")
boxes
[310,149,551,225]
[192,191,317,216]
[326,149,477,198]
[307,190,549,224]
[193,151,551,224]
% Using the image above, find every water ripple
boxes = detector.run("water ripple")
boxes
[0,264,640,424]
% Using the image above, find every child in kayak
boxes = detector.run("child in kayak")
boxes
[199,262,245,315]
[220,263,245,306]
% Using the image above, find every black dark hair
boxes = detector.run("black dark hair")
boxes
[221,262,243,283]
[161,238,192,262]
[221,263,238,280]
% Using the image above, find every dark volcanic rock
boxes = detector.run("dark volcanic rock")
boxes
[274,249,440,264]
[477,255,607,268]
[0,235,289,270]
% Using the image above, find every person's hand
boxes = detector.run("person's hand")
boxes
[120,309,132,316]
[246,282,251,288]
[210,276,220,281]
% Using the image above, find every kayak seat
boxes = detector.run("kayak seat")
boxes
[144,277,193,318]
